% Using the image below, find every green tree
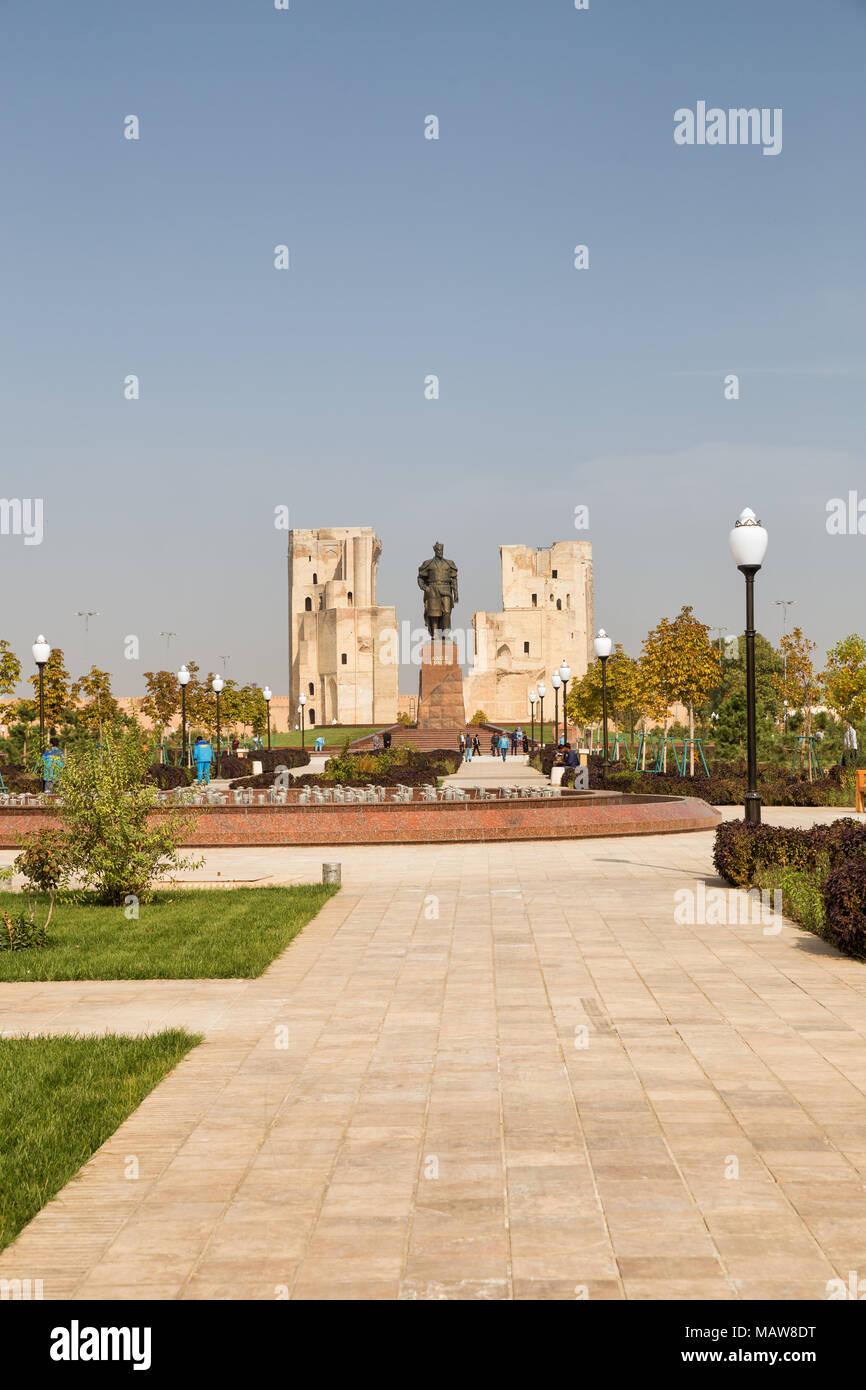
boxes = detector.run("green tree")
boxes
[642,607,721,773]
[776,627,820,778]
[0,640,21,699]
[141,670,180,746]
[566,645,635,730]
[822,634,866,726]
[71,667,121,743]
[244,685,268,738]
[178,662,211,733]
[707,632,782,761]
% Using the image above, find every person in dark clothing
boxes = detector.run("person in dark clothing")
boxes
[490,733,498,757]
[383,730,392,750]
[472,735,481,757]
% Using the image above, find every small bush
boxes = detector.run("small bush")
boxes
[0,910,47,951]
[712,822,783,887]
[54,729,203,905]
[228,771,275,790]
[14,828,72,894]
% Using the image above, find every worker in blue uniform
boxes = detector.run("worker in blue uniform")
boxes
[193,736,213,784]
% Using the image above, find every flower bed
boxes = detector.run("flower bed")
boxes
[229,746,460,791]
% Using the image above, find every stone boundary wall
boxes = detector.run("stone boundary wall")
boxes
[0,796,720,848]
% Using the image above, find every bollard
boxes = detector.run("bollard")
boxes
[322,862,341,886]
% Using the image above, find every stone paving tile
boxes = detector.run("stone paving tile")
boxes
[3,813,866,1300]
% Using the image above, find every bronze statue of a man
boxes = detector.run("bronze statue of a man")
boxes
[418,542,459,638]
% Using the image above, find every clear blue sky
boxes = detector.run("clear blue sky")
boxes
[2,0,865,693]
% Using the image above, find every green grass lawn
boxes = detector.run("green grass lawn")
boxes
[0,1030,201,1251]
[0,885,338,981]
[272,725,386,748]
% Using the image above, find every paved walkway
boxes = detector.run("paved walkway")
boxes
[2,811,866,1300]
[445,751,547,790]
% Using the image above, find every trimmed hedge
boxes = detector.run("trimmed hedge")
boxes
[215,748,309,780]
[823,859,866,958]
[550,762,856,808]
[145,764,193,790]
[714,819,866,958]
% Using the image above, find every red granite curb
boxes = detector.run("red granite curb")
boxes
[0,795,720,848]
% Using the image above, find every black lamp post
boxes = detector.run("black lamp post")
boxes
[32,635,51,791]
[537,682,546,749]
[559,660,571,745]
[263,686,272,750]
[529,689,536,747]
[212,674,224,778]
[729,508,768,824]
[552,672,561,747]
[594,629,612,785]
[178,665,190,767]
[298,693,307,750]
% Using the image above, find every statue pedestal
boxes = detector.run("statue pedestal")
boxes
[417,641,465,729]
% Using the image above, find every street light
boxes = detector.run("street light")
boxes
[551,672,562,747]
[537,682,546,749]
[32,635,51,791]
[774,599,796,709]
[212,675,224,777]
[263,686,272,750]
[528,688,536,746]
[298,692,307,749]
[729,507,769,824]
[594,629,612,783]
[177,665,190,767]
[559,660,571,743]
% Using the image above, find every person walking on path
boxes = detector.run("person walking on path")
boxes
[498,732,509,763]
[510,729,519,756]
[463,737,473,763]
[383,730,392,750]
[490,732,498,757]
[522,732,529,755]
[843,722,859,767]
[193,736,213,784]
[459,731,466,753]
[472,734,481,758]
